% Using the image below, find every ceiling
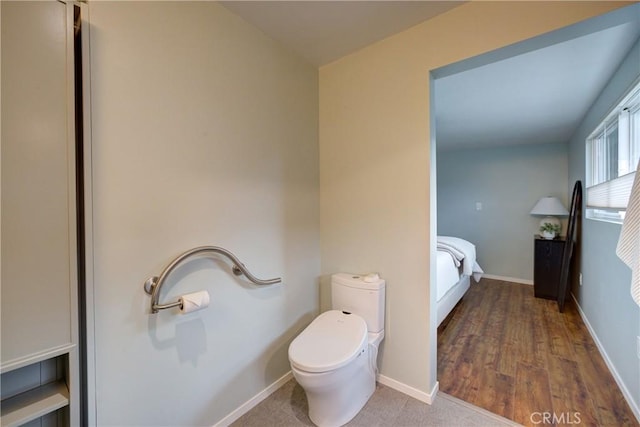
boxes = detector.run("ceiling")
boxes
[220,1,464,66]
[434,12,640,151]
[222,1,640,151]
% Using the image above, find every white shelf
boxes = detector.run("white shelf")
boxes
[0,380,69,427]
[0,343,75,374]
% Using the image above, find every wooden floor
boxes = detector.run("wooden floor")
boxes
[437,278,638,427]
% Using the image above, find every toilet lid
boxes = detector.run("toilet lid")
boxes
[289,310,367,373]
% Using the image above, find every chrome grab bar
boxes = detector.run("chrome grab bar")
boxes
[143,246,281,313]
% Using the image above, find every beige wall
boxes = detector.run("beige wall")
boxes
[319,1,628,396]
[89,2,319,424]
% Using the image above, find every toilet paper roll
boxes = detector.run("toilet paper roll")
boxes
[179,290,210,314]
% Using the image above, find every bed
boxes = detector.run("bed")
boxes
[436,236,484,326]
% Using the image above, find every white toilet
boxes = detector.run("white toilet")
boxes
[288,273,385,427]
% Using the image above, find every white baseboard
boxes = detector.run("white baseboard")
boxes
[482,274,533,285]
[571,294,640,423]
[216,370,442,426]
[216,370,439,426]
[377,374,438,405]
[214,371,294,427]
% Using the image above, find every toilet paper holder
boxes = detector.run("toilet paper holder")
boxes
[143,245,281,313]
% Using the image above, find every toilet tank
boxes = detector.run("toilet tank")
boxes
[331,273,385,333]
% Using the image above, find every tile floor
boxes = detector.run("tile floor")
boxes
[231,378,520,427]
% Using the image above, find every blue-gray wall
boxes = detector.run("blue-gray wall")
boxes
[437,142,568,281]
[568,35,640,415]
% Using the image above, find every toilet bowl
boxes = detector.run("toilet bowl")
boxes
[288,273,385,427]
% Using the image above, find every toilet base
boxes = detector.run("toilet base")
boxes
[292,344,375,427]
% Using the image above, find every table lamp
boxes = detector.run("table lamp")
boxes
[530,196,569,239]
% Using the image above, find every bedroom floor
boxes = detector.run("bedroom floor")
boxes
[437,278,638,427]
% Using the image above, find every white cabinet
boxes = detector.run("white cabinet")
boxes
[1,1,79,424]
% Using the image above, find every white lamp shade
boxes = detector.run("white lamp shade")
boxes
[530,197,569,216]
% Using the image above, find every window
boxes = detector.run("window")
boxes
[586,80,640,223]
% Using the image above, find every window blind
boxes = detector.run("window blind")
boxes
[585,81,640,219]
[586,171,635,209]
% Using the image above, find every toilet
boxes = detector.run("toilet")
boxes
[288,273,385,427]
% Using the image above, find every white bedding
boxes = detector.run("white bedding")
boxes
[437,250,461,302]
[436,236,484,325]
[437,236,484,282]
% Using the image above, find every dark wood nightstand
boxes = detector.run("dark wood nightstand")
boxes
[534,236,565,300]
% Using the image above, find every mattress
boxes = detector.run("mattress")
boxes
[437,250,462,302]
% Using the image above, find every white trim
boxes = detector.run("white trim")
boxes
[585,208,625,224]
[586,76,640,142]
[65,4,81,425]
[428,73,440,411]
[215,370,442,426]
[585,79,640,212]
[213,371,294,427]
[482,274,533,285]
[0,344,76,374]
[571,294,640,423]
[377,374,438,405]
[80,2,97,425]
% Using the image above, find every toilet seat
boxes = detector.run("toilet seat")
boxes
[289,310,367,373]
